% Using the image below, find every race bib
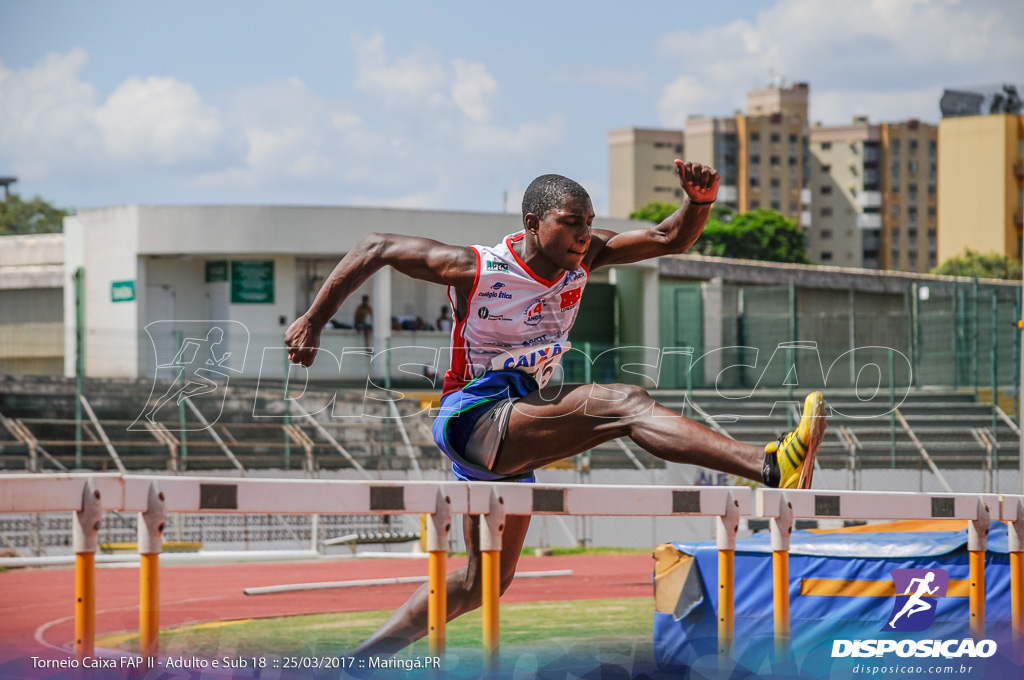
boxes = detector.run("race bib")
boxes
[490,341,569,389]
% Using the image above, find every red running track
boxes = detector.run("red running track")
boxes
[0,554,654,655]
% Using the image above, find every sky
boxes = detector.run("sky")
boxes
[0,0,1021,216]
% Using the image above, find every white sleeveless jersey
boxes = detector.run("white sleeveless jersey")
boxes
[443,231,588,393]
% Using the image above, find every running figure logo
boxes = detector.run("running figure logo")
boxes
[130,321,249,432]
[883,568,949,632]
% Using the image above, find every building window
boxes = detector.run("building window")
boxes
[750,154,761,164]
[789,156,798,166]
[928,183,936,195]
[771,200,781,210]
[890,204,900,217]
[821,251,833,261]
[750,177,760,187]
[789,201,798,212]
[909,139,918,152]
[675,144,684,154]
[821,207,833,217]
[789,134,798,144]
[750,200,761,209]
[821,142,832,151]
[908,206,918,224]
[770,133,781,143]
[675,189,683,198]
[770,177,781,187]
[821,229,833,239]
[770,155,781,165]
[908,253,918,269]
[821,164,831,172]
[908,161,919,174]
[908,228,918,240]
[927,229,937,247]
[750,132,760,142]
[928,206,936,218]
[928,253,937,268]
[821,185,833,195]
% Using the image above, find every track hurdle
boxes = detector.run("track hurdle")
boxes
[0,474,466,663]
[467,482,752,672]
[757,489,998,658]
[999,494,1024,646]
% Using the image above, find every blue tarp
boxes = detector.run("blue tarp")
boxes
[654,522,1021,679]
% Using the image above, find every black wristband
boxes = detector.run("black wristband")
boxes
[687,198,716,206]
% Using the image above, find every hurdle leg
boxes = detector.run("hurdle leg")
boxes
[138,483,166,666]
[967,500,990,639]
[716,491,740,658]
[1009,508,1024,651]
[426,488,452,658]
[769,494,793,662]
[480,488,506,674]
[72,479,102,662]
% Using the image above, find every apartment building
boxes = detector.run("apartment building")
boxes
[806,118,882,268]
[683,116,739,209]
[937,113,1024,264]
[882,121,938,271]
[607,127,685,218]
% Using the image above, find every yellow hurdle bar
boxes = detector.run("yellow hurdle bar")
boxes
[479,487,505,674]
[427,550,447,656]
[969,550,986,639]
[718,549,735,656]
[139,554,160,659]
[1011,551,1023,643]
[769,492,794,662]
[773,551,790,658]
[72,478,103,662]
[74,553,95,662]
[425,488,453,659]
[715,490,740,658]
[138,481,166,665]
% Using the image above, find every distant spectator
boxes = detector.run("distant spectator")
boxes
[354,295,373,345]
[436,306,453,333]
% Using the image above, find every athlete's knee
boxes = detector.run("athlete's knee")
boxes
[584,382,653,419]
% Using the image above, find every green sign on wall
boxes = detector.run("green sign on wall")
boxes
[205,260,229,282]
[231,260,275,304]
[111,280,135,303]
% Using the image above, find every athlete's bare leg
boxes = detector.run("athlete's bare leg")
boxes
[352,513,531,658]
[493,382,764,480]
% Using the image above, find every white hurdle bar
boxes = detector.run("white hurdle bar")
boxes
[757,489,1000,659]
[0,474,466,664]
[468,482,752,669]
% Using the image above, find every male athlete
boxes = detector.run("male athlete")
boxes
[285,160,826,656]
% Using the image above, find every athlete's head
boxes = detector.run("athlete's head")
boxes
[522,174,594,272]
[522,174,591,226]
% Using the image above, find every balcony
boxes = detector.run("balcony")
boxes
[856,191,882,209]
[801,188,811,204]
[718,185,738,203]
[856,213,882,229]
[801,211,812,227]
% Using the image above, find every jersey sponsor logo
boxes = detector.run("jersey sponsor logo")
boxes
[521,334,549,347]
[485,260,509,272]
[560,287,582,311]
[477,290,513,300]
[501,343,564,370]
[478,307,490,319]
[490,282,507,290]
[564,269,585,284]
[523,300,545,326]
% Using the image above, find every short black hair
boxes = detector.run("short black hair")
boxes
[522,174,590,225]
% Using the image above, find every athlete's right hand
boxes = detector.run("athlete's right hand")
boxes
[285,315,322,367]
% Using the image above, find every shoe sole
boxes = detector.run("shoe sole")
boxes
[797,392,827,489]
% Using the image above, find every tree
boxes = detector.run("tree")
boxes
[931,249,1022,280]
[0,193,71,235]
[628,202,809,264]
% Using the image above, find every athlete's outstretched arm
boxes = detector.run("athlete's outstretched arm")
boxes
[587,160,720,270]
[286,233,476,367]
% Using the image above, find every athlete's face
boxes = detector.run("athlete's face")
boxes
[536,196,594,271]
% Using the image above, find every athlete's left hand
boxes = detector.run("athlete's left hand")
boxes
[675,160,719,205]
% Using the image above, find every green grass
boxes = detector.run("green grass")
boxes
[100,598,656,667]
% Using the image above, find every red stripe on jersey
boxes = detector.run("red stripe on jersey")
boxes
[442,246,481,395]
[505,234,562,287]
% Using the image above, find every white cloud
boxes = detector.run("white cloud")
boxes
[655,0,1024,126]
[96,76,224,167]
[352,31,449,112]
[451,59,497,121]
